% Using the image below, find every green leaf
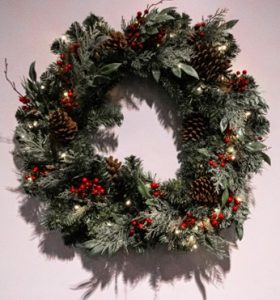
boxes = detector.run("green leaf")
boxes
[137,178,151,199]
[220,118,228,132]
[99,63,121,75]
[235,223,244,240]
[29,61,37,82]
[145,27,159,35]
[197,148,210,156]
[261,152,271,166]
[152,70,161,82]
[154,14,175,23]
[179,63,199,79]
[159,7,176,14]
[224,19,239,29]
[246,141,266,152]
[221,188,229,206]
[171,66,182,78]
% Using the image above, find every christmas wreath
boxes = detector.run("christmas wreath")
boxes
[10,2,270,258]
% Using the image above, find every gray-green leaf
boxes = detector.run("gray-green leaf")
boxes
[99,63,121,75]
[172,66,182,78]
[179,63,199,79]
[29,61,37,82]
[224,19,239,29]
[221,188,229,206]
[152,70,161,82]
[235,223,244,240]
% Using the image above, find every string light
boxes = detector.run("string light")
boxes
[107,222,112,227]
[169,33,175,38]
[74,204,81,210]
[125,199,132,206]
[33,121,38,127]
[218,44,227,52]
[63,91,68,97]
[245,111,252,118]
[175,229,181,235]
[41,85,45,90]
[60,152,67,159]
[61,35,68,42]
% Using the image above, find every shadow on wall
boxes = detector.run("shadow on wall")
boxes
[11,77,238,300]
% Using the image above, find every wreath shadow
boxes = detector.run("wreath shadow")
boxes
[14,76,239,300]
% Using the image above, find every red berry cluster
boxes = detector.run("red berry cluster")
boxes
[223,127,235,144]
[19,96,30,104]
[210,212,225,228]
[208,152,234,168]
[150,182,161,197]
[129,217,153,235]
[231,70,250,93]
[194,22,206,38]
[70,177,105,199]
[60,89,77,110]
[24,166,50,182]
[180,212,197,229]
[227,193,241,212]
[56,53,73,73]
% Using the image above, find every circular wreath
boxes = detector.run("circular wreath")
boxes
[11,3,270,258]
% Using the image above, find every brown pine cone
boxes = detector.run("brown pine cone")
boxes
[191,41,232,82]
[105,156,122,180]
[49,109,77,142]
[182,114,207,142]
[190,176,218,205]
[103,31,128,50]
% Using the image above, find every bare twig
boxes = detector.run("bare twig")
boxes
[4,58,23,96]
[147,0,173,11]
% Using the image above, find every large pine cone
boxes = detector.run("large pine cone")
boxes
[182,114,207,142]
[191,42,232,81]
[103,31,128,50]
[49,109,77,142]
[105,156,122,180]
[190,176,218,205]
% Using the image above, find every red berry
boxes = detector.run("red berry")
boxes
[86,182,91,187]
[60,53,65,60]
[232,205,238,212]
[226,154,233,161]
[150,182,160,189]
[220,161,226,167]
[131,41,137,49]
[224,136,231,144]
[70,186,76,193]
[211,213,217,219]
[129,229,135,235]
[242,70,247,75]
[138,43,143,49]
[93,178,99,183]
[32,166,39,173]
[56,60,63,66]
[227,195,234,203]
[80,184,86,190]
[19,96,30,104]
[153,191,161,197]
[211,219,219,227]
[234,199,241,205]
[181,223,187,229]
[132,220,137,226]
[68,89,74,97]
[236,71,240,75]
[137,11,142,17]
[100,188,105,194]
[194,23,200,30]
[134,32,140,38]
[82,177,88,183]
[201,22,206,27]
[144,9,149,14]
[146,218,153,225]
[218,213,225,220]
[138,223,144,229]
[198,31,205,37]
[92,189,98,195]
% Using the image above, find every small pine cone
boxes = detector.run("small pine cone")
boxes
[49,109,77,142]
[103,31,128,50]
[105,156,122,179]
[182,114,207,142]
[191,41,232,82]
[190,176,218,205]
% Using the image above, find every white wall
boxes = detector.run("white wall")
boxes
[0,1,279,299]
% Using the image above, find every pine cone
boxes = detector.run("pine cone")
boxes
[105,156,122,179]
[191,42,232,81]
[190,176,218,205]
[182,114,207,142]
[49,109,77,142]
[103,31,128,50]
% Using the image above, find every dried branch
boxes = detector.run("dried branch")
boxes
[147,0,174,11]
[4,58,23,96]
